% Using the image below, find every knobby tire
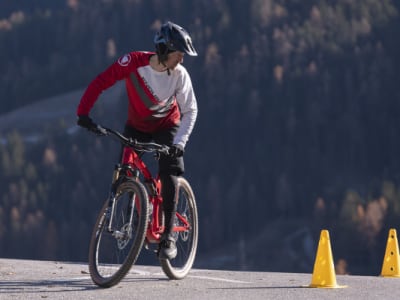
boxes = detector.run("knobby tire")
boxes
[88,180,149,288]
[160,177,198,279]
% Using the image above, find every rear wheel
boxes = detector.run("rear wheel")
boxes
[88,180,149,287]
[160,177,198,279]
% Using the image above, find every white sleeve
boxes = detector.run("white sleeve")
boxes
[173,68,198,148]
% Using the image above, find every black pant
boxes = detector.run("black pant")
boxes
[123,125,184,237]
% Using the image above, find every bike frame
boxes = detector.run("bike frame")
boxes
[120,146,190,244]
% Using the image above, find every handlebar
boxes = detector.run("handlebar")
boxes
[94,124,170,154]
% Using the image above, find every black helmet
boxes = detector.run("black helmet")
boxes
[154,21,197,62]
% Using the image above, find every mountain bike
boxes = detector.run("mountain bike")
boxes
[86,124,198,288]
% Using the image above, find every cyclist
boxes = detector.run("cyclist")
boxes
[76,21,198,260]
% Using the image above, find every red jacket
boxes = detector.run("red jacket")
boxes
[77,51,181,132]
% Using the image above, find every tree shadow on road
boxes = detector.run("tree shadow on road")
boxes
[0,277,97,294]
[0,275,168,295]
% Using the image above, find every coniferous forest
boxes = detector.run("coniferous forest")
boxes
[1,0,400,275]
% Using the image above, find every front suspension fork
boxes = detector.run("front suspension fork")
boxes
[106,164,137,234]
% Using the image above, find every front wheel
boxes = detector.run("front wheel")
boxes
[160,177,198,279]
[88,180,149,288]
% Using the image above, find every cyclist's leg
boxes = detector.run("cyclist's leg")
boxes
[159,173,178,234]
[123,125,152,144]
[122,125,152,161]
[154,126,184,259]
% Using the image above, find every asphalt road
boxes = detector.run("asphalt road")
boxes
[0,258,399,300]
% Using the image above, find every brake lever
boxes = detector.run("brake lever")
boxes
[89,124,107,136]
[96,125,108,136]
[127,138,137,147]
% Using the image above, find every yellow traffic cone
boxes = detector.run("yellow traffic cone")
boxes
[380,228,400,277]
[308,230,346,288]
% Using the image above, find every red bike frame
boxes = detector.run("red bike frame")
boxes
[121,146,190,244]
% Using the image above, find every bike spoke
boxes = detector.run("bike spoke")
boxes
[95,192,136,278]
[89,180,149,287]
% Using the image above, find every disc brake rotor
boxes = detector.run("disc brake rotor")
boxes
[117,223,132,249]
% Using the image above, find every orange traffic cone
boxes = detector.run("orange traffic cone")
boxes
[380,228,400,277]
[308,230,346,288]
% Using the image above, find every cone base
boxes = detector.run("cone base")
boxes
[380,274,400,278]
[308,283,347,288]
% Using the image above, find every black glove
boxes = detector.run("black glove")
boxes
[77,115,96,129]
[77,115,106,135]
[169,144,184,158]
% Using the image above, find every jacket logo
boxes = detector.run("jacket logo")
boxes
[118,54,131,66]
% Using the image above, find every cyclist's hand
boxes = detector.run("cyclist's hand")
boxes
[77,115,96,129]
[77,115,106,136]
[169,144,184,158]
